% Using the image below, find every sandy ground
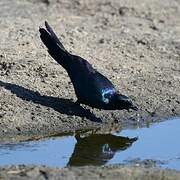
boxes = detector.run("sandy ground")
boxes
[0,0,180,140]
[0,0,180,179]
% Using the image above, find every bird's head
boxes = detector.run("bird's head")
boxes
[114,94,138,111]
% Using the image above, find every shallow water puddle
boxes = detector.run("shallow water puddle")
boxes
[0,118,180,170]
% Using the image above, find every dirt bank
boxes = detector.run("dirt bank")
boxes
[0,0,180,141]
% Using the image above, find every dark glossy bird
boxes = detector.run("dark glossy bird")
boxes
[39,21,138,111]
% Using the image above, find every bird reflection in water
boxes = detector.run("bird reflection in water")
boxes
[68,133,137,166]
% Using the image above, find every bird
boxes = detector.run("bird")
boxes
[39,21,138,111]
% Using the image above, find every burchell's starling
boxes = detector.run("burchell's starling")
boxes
[39,21,138,111]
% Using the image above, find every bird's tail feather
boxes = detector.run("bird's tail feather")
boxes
[39,21,70,69]
[45,21,67,52]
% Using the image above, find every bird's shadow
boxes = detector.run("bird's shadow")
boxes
[0,80,102,123]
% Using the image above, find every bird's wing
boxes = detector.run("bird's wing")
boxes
[81,70,116,104]
[67,55,97,77]
[72,56,116,93]
[92,72,116,103]
[92,71,116,92]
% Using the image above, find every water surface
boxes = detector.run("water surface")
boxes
[0,117,180,170]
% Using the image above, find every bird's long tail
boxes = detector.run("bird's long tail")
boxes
[39,21,71,69]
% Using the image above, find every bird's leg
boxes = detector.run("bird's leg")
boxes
[75,99,81,106]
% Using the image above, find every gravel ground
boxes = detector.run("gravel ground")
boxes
[0,165,180,180]
[0,0,180,140]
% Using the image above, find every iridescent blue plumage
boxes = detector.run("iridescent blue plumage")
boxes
[39,21,138,111]
[101,88,116,104]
